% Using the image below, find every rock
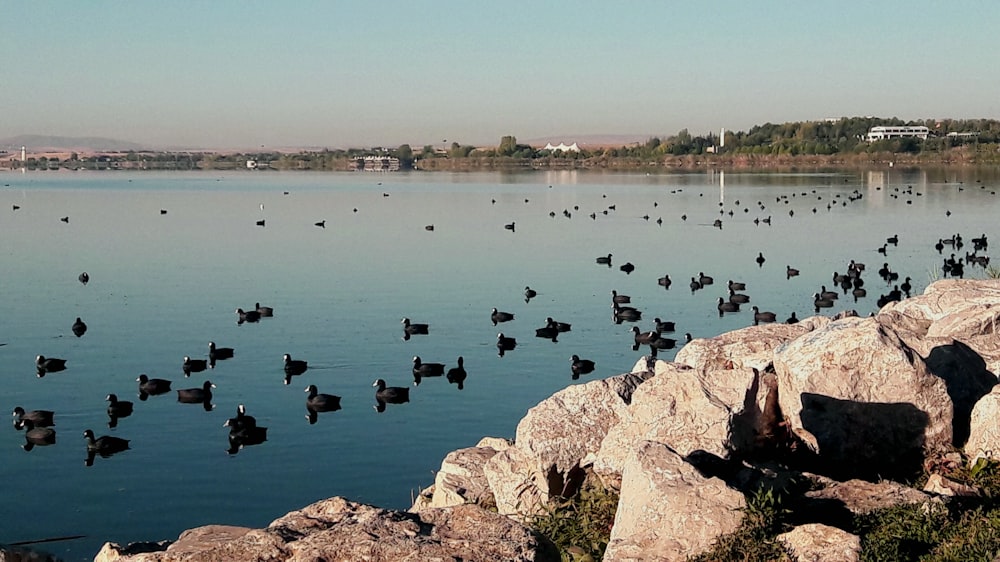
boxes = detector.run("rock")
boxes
[603,441,745,562]
[95,498,558,562]
[804,478,933,516]
[885,279,1000,324]
[0,544,61,562]
[777,523,860,562]
[674,317,829,372]
[774,315,954,479]
[410,437,511,511]
[923,473,981,497]
[966,386,1000,463]
[484,371,652,517]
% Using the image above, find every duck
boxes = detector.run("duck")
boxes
[596,254,612,266]
[689,277,703,292]
[305,384,342,412]
[224,404,259,434]
[819,285,839,300]
[83,429,130,456]
[786,266,800,278]
[72,317,87,337]
[752,306,777,325]
[504,222,515,231]
[698,272,714,286]
[728,280,746,291]
[283,354,308,377]
[412,356,445,384]
[813,293,835,309]
[612,302,642,322]
[255,302,274,317]
[900,277,912,294]
[373,379,410,404]
[785,312,800,324]
[524,286,537,302]
[177,380,215,404]
[570,355,595,379]
[546,317,572,332]
[534,324,560,341]
[728,289,750,304]
[35,355,67,374]
[653,318,676,333]
[105,394,134,418]
[611,290,631,304]
[756,252,766,267]
[649,336,677,350]
[717,297,740,313]
[491,308,514,325]
[21,420,56,450]
[401,317,429,336]
[497,333,517,356]
[631,326,660,345]
[78,272,90,285]
[657,274,672,289]
[446,357,468,390]
[208,341,234,362]
[619,262,635,275]
[12,406,55,429]
[236,308,261,324]
[886,234,899,245]
[182,356,208,375]
[137,374,172,397]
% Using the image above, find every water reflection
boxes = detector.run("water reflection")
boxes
[137,374,172,401]
[20,420,56,451]
[305,385,342,424]
[106,394,134,428]
[224,405,267,454]
[83,430,130,466]
[373,379,409,412]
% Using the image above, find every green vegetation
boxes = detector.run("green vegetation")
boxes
[529,482,619,562]
[689,486,795,562]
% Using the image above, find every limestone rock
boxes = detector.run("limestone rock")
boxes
[804,478,933,515]
[603,441,745,562]
[484,372,652,517]
[885,279,1000,324]
[967,386,1000,463]
[410,438,510,511]
[923,473,981,497]
[95,498,557,562]
[774,315,954,479]
[674,317,828,372]
[0,544,61,562]
[777,523,860,562]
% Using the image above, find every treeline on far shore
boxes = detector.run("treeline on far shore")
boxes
[7,116,1000,172]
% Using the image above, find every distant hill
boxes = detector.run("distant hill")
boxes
[0,135,147,152]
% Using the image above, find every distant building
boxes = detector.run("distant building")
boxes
[542,142,581,153]
[865,126,930,142]
[246,159,258,170]
[350,155,400,172]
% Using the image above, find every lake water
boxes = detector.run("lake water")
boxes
[1,167,998,560]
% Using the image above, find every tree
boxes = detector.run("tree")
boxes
[498,135,518,156]
[394,144,414,168]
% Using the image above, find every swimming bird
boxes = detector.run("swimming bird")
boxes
[35,355,67,375]
[698,272,714,286]
[612,302,642,322]
[305,384,342,412]
[497,333,517,357]
[649,336,677,350]
[631,326,660,345]
[887,234,899,245]
[78,272,89,285]
[690,277,702,292]
[819,286,839,301]
[620,262,636,275]
[658,274,672,289]
[596,254,612,266]
[717,297,740,314]
[900,276,912,294]
[446,356,468,390]
[524,286,537,302]
[182,356,208,376]
[728,280,746,291]
[255,302,274,317]
[226,405,267,446]
[570,355,595,380]
[546,317,572,332]
[21,420,56,450]
[412,356,445,385]
[236,308,261,324]
[611,290,631,304]
[751,306,777,325]
[83,429,130,457]
[12,406,54,429]
[208,341,234,363]
[256,219,265,227]
[373,378,410,406]
[813,293,834,310]
[535,324,560,341]
[756,252,766,267]
[504,222,515,231]
[60,216,69,223]
[224,404,259,433]
[315,220,326,228]
[72,317,87,337]
[653,318,676,333]
[785,312,800,324]
[177,380,215,404]
[728,289,750,304]
[283,354,308,381]
[401,318,429,336]
[105,394,134,418]
[137,374,172,398]
[491,308,514,325]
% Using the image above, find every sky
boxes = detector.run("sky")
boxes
[4,1,999,150]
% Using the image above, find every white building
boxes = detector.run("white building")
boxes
[865,126,930,142]
[542,142,581,153]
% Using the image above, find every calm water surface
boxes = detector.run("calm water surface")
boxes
[1,168,997,560]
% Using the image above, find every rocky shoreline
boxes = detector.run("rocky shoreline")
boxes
[61,279,1000,560]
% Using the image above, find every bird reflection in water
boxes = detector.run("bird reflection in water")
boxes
[224,404,267,454]
[305,385,342,424]
[373,379,409,413]
[106,393,134,428]
[83,429,130,466]
[20,420,56,451]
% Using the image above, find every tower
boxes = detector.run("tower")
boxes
[21,146,26,162]
[719,128,725,149]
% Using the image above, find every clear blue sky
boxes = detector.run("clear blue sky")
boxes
[4,1,998,149]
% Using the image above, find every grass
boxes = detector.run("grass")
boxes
[529,482,619,562]
[688,486,795,562]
